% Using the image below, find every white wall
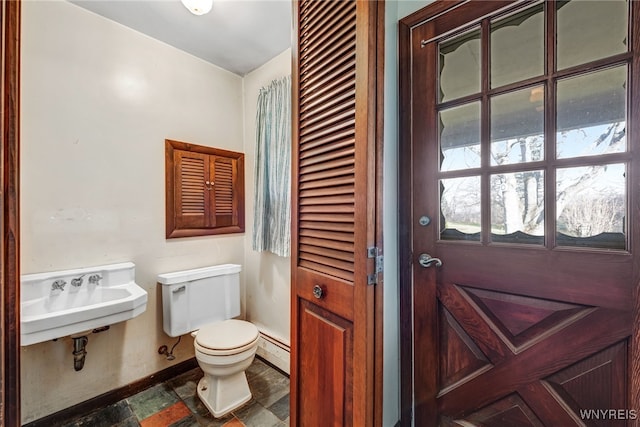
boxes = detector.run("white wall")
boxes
[397,0,432,20]
[383,3,401,425]
[242,50,292,369]
[20,1,245,423]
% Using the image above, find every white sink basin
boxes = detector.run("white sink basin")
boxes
[21,262,147,346]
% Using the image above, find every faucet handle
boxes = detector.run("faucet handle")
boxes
[71,274,86,287]
[51,279,67,291]
[88,274,102,285]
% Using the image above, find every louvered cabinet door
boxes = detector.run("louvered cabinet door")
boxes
[175,150,210,229]
[166,139,245,237]
[291,1,381,425]
[211,156,239,228]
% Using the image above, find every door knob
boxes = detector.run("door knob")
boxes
[418,253,442,268]
[312,285,324,299]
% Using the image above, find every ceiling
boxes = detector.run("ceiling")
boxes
[70,0,293,76]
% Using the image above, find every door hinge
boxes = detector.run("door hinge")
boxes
[367,246,383,285]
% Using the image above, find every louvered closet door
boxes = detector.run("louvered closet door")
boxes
[291,1,381,426]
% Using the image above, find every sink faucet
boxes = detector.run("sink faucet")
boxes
[51,279,66,292]
[71,274,86,287]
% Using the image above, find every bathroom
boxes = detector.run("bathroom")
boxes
[19,0,292,424]
[15,0,432,425]
[9,0,640,426]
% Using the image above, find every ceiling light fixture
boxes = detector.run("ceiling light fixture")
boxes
[181,0,213,16]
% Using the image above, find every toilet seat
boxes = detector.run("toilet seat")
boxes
[195,319,259,356]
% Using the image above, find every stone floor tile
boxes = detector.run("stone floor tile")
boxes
[182,394,212,417]
[232,400,281,427]
[128,383,181,421]
[247,367,290,409]
[114,417,142,427]
[245,358,270,379]
[168,368,204,400]
[41,357,288,427]
[267,393,289,421]
[192,411,235,427]
[71,401,136,427]
[139,401,191,427]
[169,414,201,427]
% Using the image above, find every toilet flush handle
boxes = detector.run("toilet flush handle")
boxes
[172,285,186,294]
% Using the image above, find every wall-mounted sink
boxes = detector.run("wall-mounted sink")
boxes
[21,262,147,346]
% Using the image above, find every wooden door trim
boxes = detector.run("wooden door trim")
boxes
[399,4,468,425]
[1,0,21,424]
[289,0,301,422]
[353,1,382,425]
[373,1,385,425]
[399,1,640,425]
[397,15,413,427]
[631,1,640,423]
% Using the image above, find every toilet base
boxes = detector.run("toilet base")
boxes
[197,371,252,418]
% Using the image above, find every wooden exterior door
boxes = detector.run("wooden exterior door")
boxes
[291,0,384,425]
[400,1,640,425]
[1,0,21,424]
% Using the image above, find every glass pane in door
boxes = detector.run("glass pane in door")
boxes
[439,28,481,102]
[440,176,481,241]
[490,171,544,244]
[440,102,481,171]
[490,4,544,88]
[556,66,627,159]
[557,0,628,70]
[491,86,544,166]
[556,164,626,250]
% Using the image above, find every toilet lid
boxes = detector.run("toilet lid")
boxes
[195,319,259,351]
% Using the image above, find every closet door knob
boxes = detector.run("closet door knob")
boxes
[312,285,324,299]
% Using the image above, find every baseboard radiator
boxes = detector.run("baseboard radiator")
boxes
[255,330,290,375]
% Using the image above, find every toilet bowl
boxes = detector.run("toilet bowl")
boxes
[193,319,259,417]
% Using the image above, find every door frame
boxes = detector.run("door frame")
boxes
[398,3,466,424]
[1,0,21,424]
[398,1,640,426]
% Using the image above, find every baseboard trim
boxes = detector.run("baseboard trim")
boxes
[255,331,290,375]
[23,358,199,427]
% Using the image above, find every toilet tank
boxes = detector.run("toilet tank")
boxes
[158,264,241,337]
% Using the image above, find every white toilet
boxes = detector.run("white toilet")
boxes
[158,264,259,418]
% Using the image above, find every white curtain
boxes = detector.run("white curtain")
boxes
[252,75,291,257]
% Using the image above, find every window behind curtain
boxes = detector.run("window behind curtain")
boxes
[252,75,291,257]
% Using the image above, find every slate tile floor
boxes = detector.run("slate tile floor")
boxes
[60,358,290,427]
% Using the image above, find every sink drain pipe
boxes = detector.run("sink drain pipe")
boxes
[72,336,88,371]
